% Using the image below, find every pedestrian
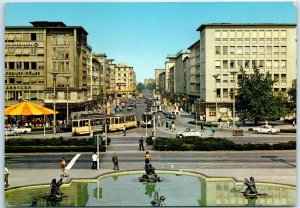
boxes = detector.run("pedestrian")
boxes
[139,137,145,151]
[227,120,230,128]
[145,151,151,165]
[4,166,9,188]
[112,153,119,170]
[210,126,216,136]
[92,152,98,170]
[161,118,165,127]
[60,157,68,177]
[200,122,204,132]
[171,123,175,132]
[292,119,296,127]
[123,125,126,136]
[137,120,140,127]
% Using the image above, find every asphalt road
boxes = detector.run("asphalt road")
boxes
[5,150,296,170]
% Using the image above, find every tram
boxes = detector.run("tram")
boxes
[72,112,137,135]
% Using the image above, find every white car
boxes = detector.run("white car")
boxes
[5,128,20,136]
[11,126,32,134]
[252,125,280,134]
[176,128,202,138]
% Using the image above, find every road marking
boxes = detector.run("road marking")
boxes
[65,154,81,170]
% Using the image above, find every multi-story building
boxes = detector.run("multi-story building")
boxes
[174,51,189,94]
[106,59,116,100]
[158,71,166,95]
[155,69,165,92]
[186,40,201,113]
[196,23,297,121]
[114,64,136,98]
[5,21,94,119]
[164,56,176,93]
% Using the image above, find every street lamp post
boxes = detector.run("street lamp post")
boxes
[230,71,238,135]
[212,74,220,122]
[63,74,71,126]
[50,72,59,134]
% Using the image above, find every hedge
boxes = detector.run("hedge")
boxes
[148,137,296,151]
[188,121,218,127]
[279,128,296,133]
[5,145,107,153]
[6,137,111,146]
[31,127,53,132]
[5,137,111,153]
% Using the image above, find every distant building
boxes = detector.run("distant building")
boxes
[155,69,165,92]
[114,64,136,98]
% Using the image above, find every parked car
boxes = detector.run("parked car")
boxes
[252,125,280,134]
[5,128,20,136]
[176,128,202,138]
[11,126,32,134]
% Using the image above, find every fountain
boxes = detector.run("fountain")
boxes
[139,163,162,182]
[241,177,268,199]
[31,178,67,207]
[5,172,296,207]
[150,191,166,206]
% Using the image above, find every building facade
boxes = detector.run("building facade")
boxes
[164,56,176,94]
[5,21,93,119]
[196,23,297,121]
[155,69,165,92]
[114,64,136,98]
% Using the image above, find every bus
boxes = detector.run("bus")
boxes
[72,113,137,135]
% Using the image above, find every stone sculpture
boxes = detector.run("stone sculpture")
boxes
[139,163,162,182]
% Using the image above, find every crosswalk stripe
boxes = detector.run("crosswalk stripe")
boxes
[65,154,81,170]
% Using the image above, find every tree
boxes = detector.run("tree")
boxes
[146,83,156,91]
[235,66,288,125]
[136,82,145,92]
[287,79,296,113]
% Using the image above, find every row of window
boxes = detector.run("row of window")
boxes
[215,30,287,39]
[215,87,287,99]
[215,74,287,84]
[5,33,44,42]
[6,91,44,100]
[215,60,287,70]
[5,47,44,56]
[52,47,70,59]
[5,61,44,70]
[215,46,287,56]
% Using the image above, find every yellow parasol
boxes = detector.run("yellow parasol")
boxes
[5,101,58,138]
[5,101,58,116]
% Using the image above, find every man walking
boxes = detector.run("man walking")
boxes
[139,137,145,151]
[92,152,98,169]
[123,125,126,136]
[4,165,9,188]
[112,153,119,170]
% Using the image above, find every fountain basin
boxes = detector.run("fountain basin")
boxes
[5,170,296,207]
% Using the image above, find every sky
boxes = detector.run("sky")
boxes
[4,2,297,82]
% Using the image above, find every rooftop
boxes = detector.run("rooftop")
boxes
[197,23,297,31]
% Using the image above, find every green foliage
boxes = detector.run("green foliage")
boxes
[146,82,156,91]
[287,79,296,112]
[5,145,107,153]
[5,137,110,153]
[153,137,295,151]
[31,127,53,132]
[145,136,154,145]
[236,66,288,124]
[136,82,145,92]
[188,121,218,127]
[279,128,296,133]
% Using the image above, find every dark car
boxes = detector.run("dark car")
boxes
[166,112,176,119]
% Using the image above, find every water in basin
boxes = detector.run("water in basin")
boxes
[5,172,296,207]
